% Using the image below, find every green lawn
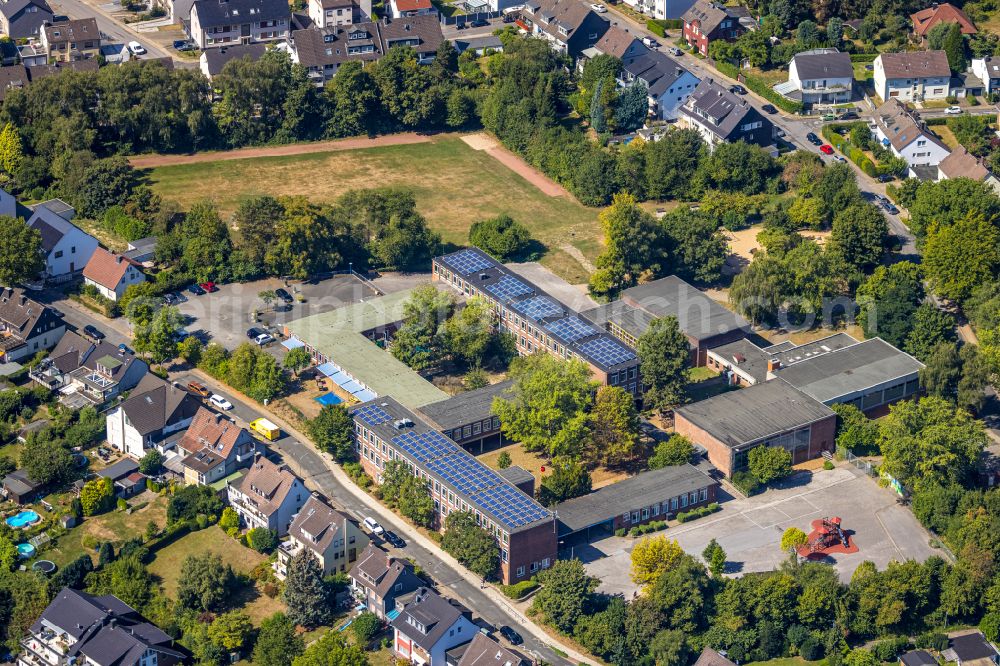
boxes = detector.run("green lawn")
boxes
[142,134,603,284]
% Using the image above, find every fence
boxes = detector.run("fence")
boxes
[441,10,502,25]
[835,445,878,478]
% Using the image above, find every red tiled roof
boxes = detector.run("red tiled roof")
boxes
[82,247,140,290]
[394,0,432,11]
[911,3,976,36]
[179,407,248,458]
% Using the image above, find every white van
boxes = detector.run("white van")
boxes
[363,516,384,535]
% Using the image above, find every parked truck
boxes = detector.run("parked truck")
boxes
[250,418,280,441]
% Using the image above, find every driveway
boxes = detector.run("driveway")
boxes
[584,464,945,596]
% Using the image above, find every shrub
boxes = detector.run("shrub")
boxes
[946,95,958,104]
[646,19,667,36]
[800,637,822,660]
[344,462,372,489]
[732,471,761,495]
[614,528,626,537]
[116,498,128,511]
[849,53,878,62]
[500,579,540,599]
[871,638,908,662]
[713,61,803,113]
[676,503,720,523]
[247,527,278,553]
[915,632,948,652]
[823,460,835,470]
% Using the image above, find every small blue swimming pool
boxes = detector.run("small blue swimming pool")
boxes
[6,510,40,529]
[17,543,35,558]
[314,393,342,406]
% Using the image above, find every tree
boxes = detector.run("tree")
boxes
[443,297,495,367]
[781,527,809,554]
[21,437,74,486]
[496,451,512,469]
[957,344,991,413]
[532,559,598,633]
[441,511,500,579]
[291,631,368,666]
[904,303,956,362]
[936,22,967,71]
[826,17,844,45]
[283,346,312,377]
[219,507,239,535]
[79,477,114,516]
[177,553,236,612]
[707,541,726,578]
[908,178,1000,242]
[586,385,640,467]
[631,535,684,586]
[398,476,435,528]
[591,78,608,133]
[589,193,668,297]
[308,404,355,461]
[469,215,532,261]
[391,285,455,370]
[132,305,183,365]
[139,450,163,475]
[0,122,23,178]
[661,209,728,284]
[615,82,649,133]
[54,554,94,589]
[87,554,154,609]
[492,354,595,458]
[830,203,888,272]
[284,549,332,628]
[233,195,283,265]
[178,336,202,365]
[831,403,879,454]
[351,611,381,645]
[649,434,694,468]
[247,527,278,552]
[253,613,305,666]
[0,216,43,286]
[924,214,1000,302]
[637,316,690,411]
[0,534,17,572]
[856,262,923,347]
[258,290,277,309]
[207,611,253,653]
[650,629,691,666]
[538,459,592,506]
[748,446,792,484]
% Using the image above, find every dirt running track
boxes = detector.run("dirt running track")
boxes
[461,132,570,197]
[128,132,433,168]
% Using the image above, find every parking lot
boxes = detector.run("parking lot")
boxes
[583,465,943,597]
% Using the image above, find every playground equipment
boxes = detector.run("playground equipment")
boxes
[806,517,848,553]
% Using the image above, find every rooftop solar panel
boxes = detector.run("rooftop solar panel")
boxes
[543,316,597,343]
[511,295,563,321]
[446,249,496,275]
[577,336,637,367]
[484,275,533,304]
[354,404,393,427]
[391,430,460,464]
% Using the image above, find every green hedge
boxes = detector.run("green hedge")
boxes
[499,579,540,600]
[646,19,667,36]
[676,503,721,523]
[714,61,803,114]
[849,53,878,62]
[628,520,668,537]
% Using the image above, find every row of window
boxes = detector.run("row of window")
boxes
[450,416,500,442]
[515,557,551,578]
[621,488,709,521]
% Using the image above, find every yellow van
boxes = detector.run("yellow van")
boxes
[250,418,280,441]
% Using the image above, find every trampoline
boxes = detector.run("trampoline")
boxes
[314,393,342,406]
[32,560,56,574]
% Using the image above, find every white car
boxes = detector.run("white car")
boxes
[590,2,607,11]
[254,333,274,346]
[209,394,233,411]
[363,516,385,535]
[641,36,659,47]
[945,105,962,115]
[127,41,147,55]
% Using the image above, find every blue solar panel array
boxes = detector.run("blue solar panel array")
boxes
[354,404,393,427]
[577,336,637,367]
[543,316,598,343]
[477,485,550,527]
[484,275,534,304]
[392,430,460,464]
[511,295,563,321]
[427,455,503,496]
[447,249,496,276]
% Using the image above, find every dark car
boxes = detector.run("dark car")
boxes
[499,626,523,646]
[163,293,177,305]
[761,104,777,114]
[806,132,822,146]
[118,343,133,355]
[383,531,406,548]
[469,18,489,26]
[275,288,293,303]
[187,284,206,296]
[247,327,266,339]
[882,201,899,215]
[83,325,104,340]
[839,111,859,120]
[172,39,187,49]
[877,174,895,183]
[729,84,746,94]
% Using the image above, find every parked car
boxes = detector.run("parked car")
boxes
[275,288,293,303]
[877,174,895,183]
[590,2,607,11]
[821,113,836,121]
[833,155,847,162]
[499,626,523,646]
[761,104,777,114]
[163,293,177,305]
[469,17,489,26]
[945,105,962,115]
[363,517,385,535]
[209,394,233,411]
[127,41,146,55]
[199,282,218,293]
[83,325,104,340]
[641,36,659,47]
[819,144,834,155]
[187,284,206,296]
[729,84,746,95]
[247,327,266,339]
[668,46,684,56]
[882,201,899,214]
[187,381,211,397]
[172,40,194,51]
[383,531,406,548]
[254,333,275,346]
[117,343,132,355]
[839,111,859,120]
[806,132,822,145]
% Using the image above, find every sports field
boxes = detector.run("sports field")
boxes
[141,134,603,283]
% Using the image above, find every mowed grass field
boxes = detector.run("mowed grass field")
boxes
[142,134,603,283]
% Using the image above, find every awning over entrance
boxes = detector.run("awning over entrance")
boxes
[316,362,339,377]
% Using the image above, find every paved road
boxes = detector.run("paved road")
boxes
[50,0,175,61]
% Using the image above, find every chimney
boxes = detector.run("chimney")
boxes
[767,358,780,372]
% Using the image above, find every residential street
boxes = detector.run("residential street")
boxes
[49,0,175,61]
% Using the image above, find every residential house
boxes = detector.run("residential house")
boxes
[681,0,751,56]
[944,633,1000,666]
[32,335,147,406]
[0,0,53,39]
[620,49,700,120]
[199,42,267,79]
[275,494,369,578]
[972,56,1000,95]
[910,2,976,40]
[694,648,738,666]
[390,587,478,666]
[0,64,28,103]
[189,0,291,50]
[620,0,697,21]
[590,24,646,60]
[872,98,951,171]
[389,0,435,18]
[40,18,101,61]
[95,458,145,498]
[179,407,258,486]
[0,288,65,363]
[778,48,853,106]
[309,0,371,28]
[677,77,776,150]
[938,145,1000,192]
[105,374,202,459]
[226,455,307,535]
[123,237,158,265]
[452,35,503,55]
[350,544,425,620]
[82,247,146,302]
[519,0,609,57]
[873,50,951,102]
[18,587,186,666]
[27,200,99,281]
[99,43,132,63]
[379,14,442,62]
[0,59,98,101]
[450,633,529,666]
[2,468,45,504]
[17,42,47,66]
[901,650,939,666]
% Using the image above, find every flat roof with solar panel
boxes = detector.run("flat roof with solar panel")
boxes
[543,315,598,344]
[484,275,533,304]
[444,248,499,276]
[350,396,554,532]
[576,336,636,367]
[511,295,564,321]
